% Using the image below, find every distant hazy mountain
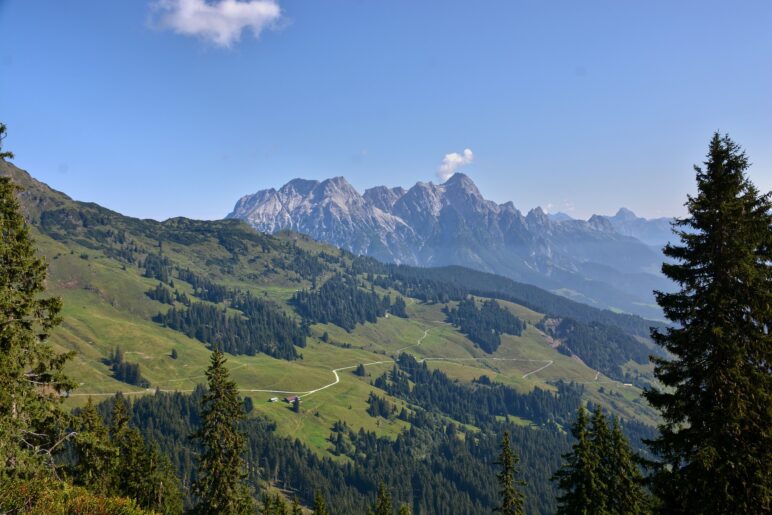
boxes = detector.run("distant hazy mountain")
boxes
[594,207,674,248]
[548,208,674,248]
[228,173,671,319]
[546,212,574,222]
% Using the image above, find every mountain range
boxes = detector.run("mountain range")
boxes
[549,207,675,248]
[228,173,673,319]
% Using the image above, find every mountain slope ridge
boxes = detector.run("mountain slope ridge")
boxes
[0,159,660,514]
[228,173,671,319]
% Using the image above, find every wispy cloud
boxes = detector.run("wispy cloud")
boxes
[543,200,575,214]
[437,148,474,182]
[151,0,281,48]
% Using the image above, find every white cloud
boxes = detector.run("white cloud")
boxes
[151,0,281,47]
[437,148,474,182]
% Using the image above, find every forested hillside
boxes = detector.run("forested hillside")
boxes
[0,158,662,513]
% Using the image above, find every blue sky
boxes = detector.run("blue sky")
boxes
[1,1,770,221]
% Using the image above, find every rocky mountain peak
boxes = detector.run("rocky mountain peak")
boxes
[363,185,406,211]
[443,172,479,193]
[613,207,638,221]
[227,174,667,319]
[525,206,550,226]
[499,201,518,214]
[317,176,359,199]
[280,178,318,197]
[588,214,615,232]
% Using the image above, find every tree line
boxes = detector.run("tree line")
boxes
[154,292,306,360]
[106,346,150,388]
[292,274,392,331]
[374,353,583,427]
[444,297,525,353]
[538,317,650,381]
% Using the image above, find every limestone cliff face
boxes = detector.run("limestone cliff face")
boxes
[228,173,670,318]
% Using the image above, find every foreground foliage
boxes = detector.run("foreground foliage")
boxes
[0,126,170,514]
[0,478,149,515]
[644,134,772,513]
[0,129,74,485]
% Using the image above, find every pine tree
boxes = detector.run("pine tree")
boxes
[588,408,612,512]
[137,443,183,515]
[312,490,330,515]
[291,497,303,515]
[372,482,393,515]
[262,493,289,515]
[192,349,252,514]
[108,393,146,494]
[607,417,647,515]
[0,123,13,160]
[496,430,526,515]
[0,130,75,482]
[110,396,152,496]
[644,133,772,513]
[108,393,130,439]
[553,406,605,515]
[71,397,117,494]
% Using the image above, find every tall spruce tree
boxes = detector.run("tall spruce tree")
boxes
[644,133,772,513]
[0,125,75,482]
[109,395,147,498]
[607,417,647,514]
[496,430,526,515]
[553,406,605,515]
[108,394,183,514]
[71,398,116,494]
[192,349,252,514]
[589,408,612,512]
[371,482,393,515]
[587,407,649,514]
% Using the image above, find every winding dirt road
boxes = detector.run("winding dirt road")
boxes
[70,324,558,399]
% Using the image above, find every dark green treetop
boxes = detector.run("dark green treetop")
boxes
[553,406,605,515]
[312,490,330,515]
[192,349,252,514]
[607,417,647,515]
[371,482,393,515]
[71,398,116,494]
[496,430,526,515]
[589,408,612,511]
[0,123,13,160]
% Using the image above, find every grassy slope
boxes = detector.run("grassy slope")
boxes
[2,161,658,457]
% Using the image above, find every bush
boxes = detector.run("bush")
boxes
[0,478,150,515]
